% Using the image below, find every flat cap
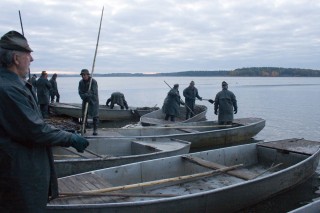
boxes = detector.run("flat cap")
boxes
[80,69,90,75]
[0,30,33,52]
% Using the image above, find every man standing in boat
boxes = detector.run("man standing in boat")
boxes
[78,68,99,135]
[0,30,89,213]
[183,80,202,120]
[106,91,129,110]
[49,73,60,103]
[162,83,184,122]
[36,70,52,118]
[214,81,237,125]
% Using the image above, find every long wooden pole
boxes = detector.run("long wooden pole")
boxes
[142,124,232,129]
[18,10,31,80]
[18,11,24,35]
[81,164,243,193]
[81,6,104,135]
[59,192,176,198]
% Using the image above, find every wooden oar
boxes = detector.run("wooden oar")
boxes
[61,147,103,159]
[18,10,31,81]
[118,125,233,130]
[85,149,104,158]
[81,164,243,194]
[251,163,283,179]
[62,147,89,159]
[53,154,80,158]
[59,192,176,198]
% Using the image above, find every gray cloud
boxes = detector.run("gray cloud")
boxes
[1,0,319,74]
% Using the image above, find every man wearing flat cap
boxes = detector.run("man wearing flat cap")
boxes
[78,68,99,135]
[0,30,89,212]
[162,83,184,122]
[214,81,238,125]
[183,80,202,120]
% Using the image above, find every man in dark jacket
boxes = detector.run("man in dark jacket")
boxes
[49,73,60,103]
[214,81,238,125]
[0,30,89,213]
[183,81,202,119]
[162,84,184,122]
[106,92,129,109]
[78,69,99,135]
[36,70,51,118]
[27,74,37,94]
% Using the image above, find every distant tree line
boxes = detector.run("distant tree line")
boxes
[155,71,229,76]
[57,67,320,77]
[229,67,320,77]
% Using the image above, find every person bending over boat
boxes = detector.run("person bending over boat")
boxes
[78,68,99,135]
[0,30,89,213]
[214,81,238,125]
[106,91,129,110]
[162,83,184,122]
[183,80,202,119]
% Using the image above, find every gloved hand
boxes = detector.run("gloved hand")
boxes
[84,92,92,102]
[214,110,218,115]
[70,134,89,153]
[199,97,202,101]
[234,109,237,114]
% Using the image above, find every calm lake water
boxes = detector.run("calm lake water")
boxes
[55,76,320,212]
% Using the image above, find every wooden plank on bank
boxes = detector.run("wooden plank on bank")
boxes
[182,155,256,180]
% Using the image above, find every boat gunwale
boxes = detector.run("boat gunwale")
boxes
[53,139,191,163]
[86,117,266,139]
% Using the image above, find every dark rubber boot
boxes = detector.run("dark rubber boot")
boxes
[93,117,99,135]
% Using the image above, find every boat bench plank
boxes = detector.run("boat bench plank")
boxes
[258,138,320,155]
[182,155,257,180]
[177,128,200,133]
[132,140,187,151]
[141,117,171,125]
[54,174,116,204]
[132,140,161,151]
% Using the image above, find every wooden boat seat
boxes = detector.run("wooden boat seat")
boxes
[51,173,118,204]
[132,140,161,152]
[177,128,200,133]
[182,155,257,180]
[258,138,320,155]
[142,117,172,125]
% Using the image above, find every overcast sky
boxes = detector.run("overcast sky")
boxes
[1,0,320,74]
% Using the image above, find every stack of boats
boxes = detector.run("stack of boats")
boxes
[48,103,320,212]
